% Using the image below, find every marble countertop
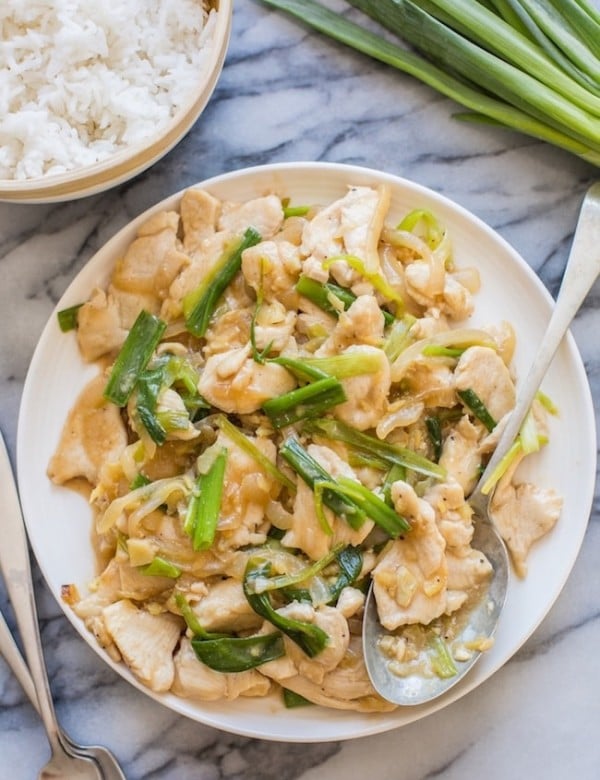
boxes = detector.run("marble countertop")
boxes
[1,2,599,778]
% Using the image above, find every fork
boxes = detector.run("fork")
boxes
[0,429,126,780]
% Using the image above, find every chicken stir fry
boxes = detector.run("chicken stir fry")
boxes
[49,183,562,711]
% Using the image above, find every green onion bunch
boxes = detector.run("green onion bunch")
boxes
[259,0,600,165]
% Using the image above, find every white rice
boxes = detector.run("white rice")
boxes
[0,1,217,180]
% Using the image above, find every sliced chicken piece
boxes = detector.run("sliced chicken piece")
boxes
[190,578,262,633]
[48,373,127,486]
[301,185,390,287]
[403,358,456,408]
[491,456,562,577]
[277,603,350,685]
[198,344,296,414]
[76,288,129,362]
[179,188,221,255]
[333,346,391,431]
[111,210,189,305]
[252,300,297,355]
[219,195,284,239]
[445,548,492,593]
[282,444,374,560]
[171,638,270,701]
[103,599,183,692]
[438,416,482,495]
[372,480,447,629]
[425,480,474,549]
[215,430,280,550]
[316,295,385,356]
[454,345,516,423]
[241,239,302,309]
[203,308,252,356]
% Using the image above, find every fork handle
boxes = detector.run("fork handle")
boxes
[0,431,62,754]
[474,182,600,500]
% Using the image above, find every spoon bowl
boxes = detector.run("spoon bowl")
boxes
[363,181,600,707]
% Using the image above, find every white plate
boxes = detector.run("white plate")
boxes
[17,162,596,741]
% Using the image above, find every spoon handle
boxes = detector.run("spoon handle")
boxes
[475,182,600,497]
[0,430,63,754]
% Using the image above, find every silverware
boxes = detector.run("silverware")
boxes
[363,181,600,705]
[0,429,127,780]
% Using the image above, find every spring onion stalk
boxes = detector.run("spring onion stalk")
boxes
[183,449,228,551]
[57,303,83,332]
[295,275,395,325]
[299,351,385,379]
[215,414,296,491]
[315,477,411,537]
[396,209,445,249]
[422,345,466,358]
[244,558,330,657]
[283,689,313,707]
[138,556,182,578]
[428,633,458,678]
[536,389,559,415]
[480,432,549,494]
[259,0,600,165]
[425,416,443,461]
[327,545,363,603]
[104,310,167,406]
[304,418,446,479]
[262,376,347,429]
[346,449,390,471]
[183,227,262,338]
[245,542,345,594]
[134,354,207,445]
[282,198,311,218]
[280,436,366,529]
[192,632,286,672]
[457,388,497,431]
[348,0,600,147]
[384,316,416,362]
[381,462,407,505]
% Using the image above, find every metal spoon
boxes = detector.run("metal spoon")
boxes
[0,430,127,780]
[363,181,600,706]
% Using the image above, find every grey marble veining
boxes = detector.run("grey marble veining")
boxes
[1,1,599,778]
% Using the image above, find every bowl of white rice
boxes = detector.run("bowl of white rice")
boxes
[0,0,232,203]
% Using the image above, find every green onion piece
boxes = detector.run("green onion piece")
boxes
[304,418,446,479]
[184,227,262,338]
[215,414,296,491]
[191,632,285,672]
[139,556,182,579]
[518,409,541,454]
[57,303,83,332]
[299,350,385,379]
[183,449,228,551]
[457,388,497,431]
[129,473,151,491]
[536,389,559,415]
[245,543,345,594]
[384,316,416,362]
[279,436,366,529]
[328,545,363,603]
[317,476,411,537]
[104,310,167,406]
[396,209,445,249]
[381,463,407,505]
[346,449,390,471]
[428,633,458,678]
[262,376,347,429]
[282,198,311,218]
[283,688,314,707]
[244,558,330,657]
[422,344,466,358]
[425,416,443,461]
[295,275,395,325]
